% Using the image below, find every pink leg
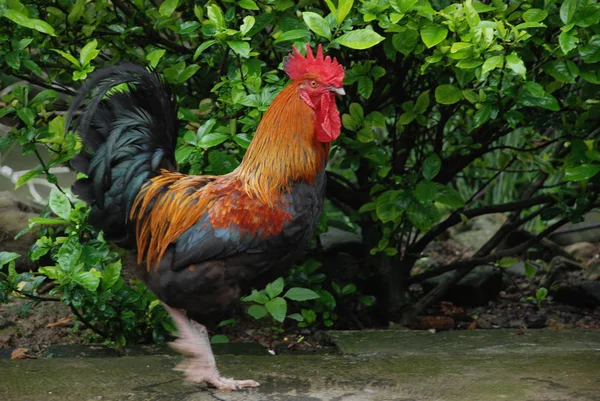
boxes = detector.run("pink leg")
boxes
[164,305,260,391]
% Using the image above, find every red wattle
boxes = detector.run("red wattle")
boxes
[316,93,340,143]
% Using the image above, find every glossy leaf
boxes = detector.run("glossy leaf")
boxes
[435,84,462,105]
[335,29,384,49]
[564,164,600,181]
[303,12,331,40]
[284,287,320,301]
[420,24,448,48]
[265,297,287,322]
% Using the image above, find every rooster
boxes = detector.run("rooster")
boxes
[67,44,345,390]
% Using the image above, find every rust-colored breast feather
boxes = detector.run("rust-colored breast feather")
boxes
[130,171,292,270]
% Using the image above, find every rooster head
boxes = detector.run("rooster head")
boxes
[283,44,345,143]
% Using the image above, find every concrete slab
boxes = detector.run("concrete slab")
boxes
[0,329,599,401]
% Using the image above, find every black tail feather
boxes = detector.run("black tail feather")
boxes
[68,64,179,246]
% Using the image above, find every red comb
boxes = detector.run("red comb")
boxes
[283,44,344,87]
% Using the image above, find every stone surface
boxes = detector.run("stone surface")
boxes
[1,329,599,401]
[554,281,600,309]
[565,242,599,261]
[423,266,506,306]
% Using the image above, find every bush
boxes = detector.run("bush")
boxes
[0,0,598,341]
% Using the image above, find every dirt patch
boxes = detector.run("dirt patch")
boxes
[0,299,86,352]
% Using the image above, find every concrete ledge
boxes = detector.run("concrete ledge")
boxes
[1,329,599,401]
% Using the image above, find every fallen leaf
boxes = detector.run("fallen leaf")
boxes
[11,348,36,360]
[548,319,565,331]
[411,316,455,330]
[46,316,73,328]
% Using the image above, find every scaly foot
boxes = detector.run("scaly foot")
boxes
[165,305,260,391]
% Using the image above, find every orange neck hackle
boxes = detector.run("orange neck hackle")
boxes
[232,81,329,205]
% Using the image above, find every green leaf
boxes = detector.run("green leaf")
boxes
[335,29,384,50]
[560,0,578,25]
[357,76,374,98]
[266,277,284,299]
[523,8,548,23]
[2,10,56,36]
[482,55,504,75]
[210,334,230,344]
[79,39,99,66]
[101,260,121,290]
[394,0,418,13]
[49,188,72,220]
[559,30,579,54]
[579,35,600,64]
[514,22,547,30]
[413,181,438,203]
[57,237,82,271]
[15,166,43,188]
[464,0,481,28]
[287,313,304,322]
[207,4,225,30]
[52,49,81,68]
[497,257,518,268]
[474,103,492,127]
[16,107,35,126]
[68,0,85,25]
[456,58,483,69]
[435,185,465,208]
[517,82,559,111]
[242,289,269,304]
[398,111,415,125]
[193,40,217,60]
[73,271,100,291]
[524,261,537,278]
[376,190,408,223]
[247,304,267,319]
[146,49,166,68]
[505,53,526,79]
[274,29,310,43]
[564,164,600,181]
[579,65,600,84]
[406,201,440,231]
[39,266,63,281]
[435,84,462,105]
[31,89,59,106]
[0,252,20,267]
[544,61,577,83]
[392,29,419,56]
[198,132,228,148]
[179,64,201,82]
[536,287,548,301]
[302,12,331,40]
[420,24,448,48]
[284,287,320,301]
[422,154,441,180]
[239,0,259,10]
[159,0,179,16]
[335,0,353,24]
[265,297,287,322]
[414,90,430,114]
[28,217,68,226]
[240,16,255,36]
[227,41,250,58]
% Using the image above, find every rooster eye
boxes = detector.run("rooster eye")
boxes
[310,80,318,88]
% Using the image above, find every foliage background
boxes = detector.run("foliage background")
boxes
[0,0,599,344]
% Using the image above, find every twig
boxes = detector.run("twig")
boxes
[14,291,61,302]
[69,306,109,339]
[402,217,570,322]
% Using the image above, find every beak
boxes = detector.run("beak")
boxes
[330,86,345,96]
